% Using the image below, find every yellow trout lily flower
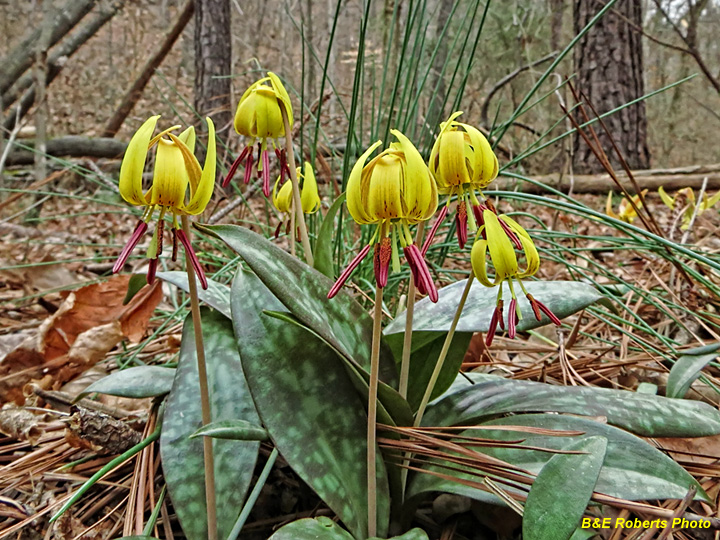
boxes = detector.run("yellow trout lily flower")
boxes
[658,186,720,230]
[429,111,499,248]
[112,115,216,289]
[328,130,439,301]
[605,189,647,224]
[272,161,321,236]
[223,72,293,198]
[471,209,561,345]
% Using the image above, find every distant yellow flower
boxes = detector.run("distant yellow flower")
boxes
[471,209,561,345]
[272,162,321,236]
[429,111,498,248]
[223,72,293,198]
[659,186,720,230]
[328,130,439,301]
[113,115,216,289]
[606,190,648,224]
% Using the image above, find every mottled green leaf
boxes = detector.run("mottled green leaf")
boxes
[385,280,611,338]
[406,414,707,506]
[386,331,471,411]
[667,344,720,398]
[268,517,354,540]
[160,309,260,540]
[197,223,396,385]
[156,271,231,318]
[314,193,346,278]
[76,366,175,401]
[231,269,390,539]
[190,419,268,441]
[424,373,720,436]
[523,437,607,540]
[264,309,413,427]
[123,274,148,305]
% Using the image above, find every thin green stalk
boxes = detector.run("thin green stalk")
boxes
[281,103,313,266]
[228,447,279,540]
[367,285,383,538]
[181,215,217,540]
[414,271,474,427]
[50,425,160,523]
[142,485,167,537]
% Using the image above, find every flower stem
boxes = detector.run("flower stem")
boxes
[399,225,425,399]
[413,271,474,427]
[280,103,313,266]
[181,215,217,540]
[367,285,383,538]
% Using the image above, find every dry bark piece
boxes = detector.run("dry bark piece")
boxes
[0,404,44,444]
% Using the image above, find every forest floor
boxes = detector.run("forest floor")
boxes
[1,161,720,539]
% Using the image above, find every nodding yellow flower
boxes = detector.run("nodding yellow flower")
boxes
[113,115,216,289]
[328,130,439,302]
[659,186,720,230]
[272,161,321,237]
[428,111,498,248]
[471,209,561,345]
[223,72,293,198]
[605,190,648,224]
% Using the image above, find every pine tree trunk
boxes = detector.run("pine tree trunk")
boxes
[573,0,650,173]
[194,0,231,134]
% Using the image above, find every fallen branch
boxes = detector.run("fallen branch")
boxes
[499,163,720,195]
[103,0,194,137]
[5,136,126,166]
[0,0,96,95]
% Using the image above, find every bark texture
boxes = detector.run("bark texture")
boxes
[573,0,650,173]
[194,0,232,133]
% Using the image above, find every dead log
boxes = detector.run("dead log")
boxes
[5,136,126,166]
[0,0,96,96]
[103,0,194,137]
[1,0,126,112]
[496,164,720,195]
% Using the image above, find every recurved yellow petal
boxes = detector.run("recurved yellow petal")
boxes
[149,138,190,208]
[178,126,196,155]
[484,210,518,281]
[471,236,495,288]
[273,177,293,213]
[119,115,160,206]
[268,72,293,127]
[436,131,470,188]
[391,129,437,221]
[183,117,216,215]
[300,162,321,214]
[658,186,674,209]
[347,140,383,224]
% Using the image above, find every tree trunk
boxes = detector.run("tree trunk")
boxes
[572,0,650,173]
[194,0,231,134]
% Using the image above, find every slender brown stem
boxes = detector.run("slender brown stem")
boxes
[367,285,383,538]
[280,103,313,266]
[413,271,474,428]
[399,225,425,399]
[181,215,217,540]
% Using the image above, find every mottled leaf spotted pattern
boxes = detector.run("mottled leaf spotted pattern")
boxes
[523,437,607,540]
[197,224,397,384]
[156,271,231,318]
[231,269,390,539]
[386,332,472,411]
[160,309,260,540]
[406,414,708,506]
[385,280,612,338]
[424,373,720,436]
[314,193,347,278]
[667,344,720,398]
[77,366,175,400]
[268,517,355,540]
